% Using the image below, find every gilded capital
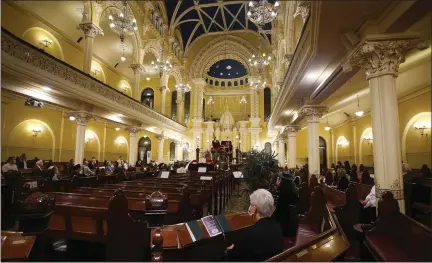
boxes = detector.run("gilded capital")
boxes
[293,1,310,22]
[285,125,300,136]
[342,34,426,80]
[125,127,141,134]
[158,86,169,93]
[130,64,144,74]
[77,22,104,38]
[69,111,94,125]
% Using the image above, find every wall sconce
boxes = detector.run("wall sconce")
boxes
[363,134,373,144]
[115,137,126,147]
[40,38,53,49]
[337,137,349,148]
[414,121,431,139]
[121,86,128,93]
[32,128,42,139]
[85,133,94,144]
[91,68,100,76]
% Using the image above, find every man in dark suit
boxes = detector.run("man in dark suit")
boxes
[226,189,284,261]
[32,159,45,177]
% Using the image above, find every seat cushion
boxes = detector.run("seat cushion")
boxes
[365,234,410,262]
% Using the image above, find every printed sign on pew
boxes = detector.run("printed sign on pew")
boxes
[232,171,243,179]
[160,171,170,179]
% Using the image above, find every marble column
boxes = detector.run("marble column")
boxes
[175,140,183,161]
[299,106,327,175]
[126,127,140,167]
[78,23,103,74]
[286,126,299,168]
[204,121,215,151]
[130,64,144,101]
[238,120,249,152]
[343,34,425,211]
[157,133,165,163]
[176,90,185,123]
[352,120,358,165]
[73,112,92,165]
[277,133,286,167]
[192,78,206,120]
[158,86,169,115]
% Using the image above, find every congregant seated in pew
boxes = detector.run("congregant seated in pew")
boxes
[226,189,284,262]
[361,185,377,224]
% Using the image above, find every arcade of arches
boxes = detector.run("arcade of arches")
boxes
[1,0,431,238]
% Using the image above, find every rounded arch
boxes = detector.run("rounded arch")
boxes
[97,2,141,63]
[84,130,101,160]
[188,35,256,80]
[335,136,349,163]
[138,136,152,164]
[91,60,106,83]
[118,79,132,96]
[141,39,162,64]
[141,87,155,108]
[359,128,373,165]
[7,119,56,161]
[22,27,65,60]
[402,112,431,164]
[114,136,129,154]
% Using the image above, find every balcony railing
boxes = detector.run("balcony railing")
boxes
[1,28,186,132]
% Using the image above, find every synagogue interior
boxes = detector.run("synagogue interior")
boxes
[1,0,431,262]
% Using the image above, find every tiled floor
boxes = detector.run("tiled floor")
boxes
[225,182,250,214]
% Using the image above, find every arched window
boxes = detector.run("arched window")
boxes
[319,137,327,170]
[171,90,177,120]
[141,88,154,108]
[170,142,176,161]
[240,80,244,85]
[264,87,271,122]
[234,81,238,86]
[209,79,213,85]
[138,136,151,164]
[221,81,225,87]
[185,91,191,123]
[228,81,232,87]
[215,81,219,86]
[183,142,189,160]
[245,78,248,83]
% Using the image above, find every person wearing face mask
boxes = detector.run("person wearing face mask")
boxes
[226,189,284,261]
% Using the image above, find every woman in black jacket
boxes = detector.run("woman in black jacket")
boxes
[273,172,299,238]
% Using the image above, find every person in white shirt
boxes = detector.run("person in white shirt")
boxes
[82,161,95,176]
[361,185,377,223]
[117,156,124,167]
[2,157,18,174]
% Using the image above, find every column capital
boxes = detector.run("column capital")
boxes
[144,1,154,11]
[299,105,327,122]
[158,86,169,93]
[285,125,300,136]
[342,34,427,80]
[130,64,145,74]
[157,135,165,141]
[192,78,206,86]
[277,133,286,141]
[69,111,95,125]
[77,22,104,38]
[283,53,294,68]
[293,1,310,22]
[125,126,141,134]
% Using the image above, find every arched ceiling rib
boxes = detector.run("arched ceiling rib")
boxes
[165,0,272,52]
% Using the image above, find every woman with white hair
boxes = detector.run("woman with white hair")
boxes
[226,189,284,261]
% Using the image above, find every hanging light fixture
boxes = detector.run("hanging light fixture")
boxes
[120,46,126,62]
[151,38,172,77]
[175,83,191,93]
[249,35,271,73]
[108,0,138,43]
[247,0,280,26]
[250,78,266,91]
[325,118,331,131]
[355,95,364,117]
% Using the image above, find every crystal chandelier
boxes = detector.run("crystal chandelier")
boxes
[175,83,191,93]
[250,79,267,91]
[151,39,172,77]
[249,52,271,73]
[108,0,138,42]
[247,0,280,26]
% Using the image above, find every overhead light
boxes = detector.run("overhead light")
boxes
[42,86,51,91]
[121,55,126,61]
[146,77,150,81]
[355,95,364,117]
[284,110,291,116]
[115,127,120,131]
[69,116,76,121]
[325,118,331,131]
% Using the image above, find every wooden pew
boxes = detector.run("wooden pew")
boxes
[362,191,432,262]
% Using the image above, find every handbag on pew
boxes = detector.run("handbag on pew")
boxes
[15,187,55,214]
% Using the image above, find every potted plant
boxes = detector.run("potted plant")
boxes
[242,149,279,192]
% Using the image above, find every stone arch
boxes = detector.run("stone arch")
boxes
[188,35,256,80]
[114,136,129,154]
[7,119,56,161]
[402,112,431,165]
[161,66,182,87]
[335,136,349,163]
[141,40,162,64]
[84,130,101,161]
[359,128,373,165]
[91,60,106,83]
[22,27,65,60]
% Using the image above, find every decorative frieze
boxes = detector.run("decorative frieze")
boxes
[125,127,141,134]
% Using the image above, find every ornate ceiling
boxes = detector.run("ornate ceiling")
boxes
[207,59,247,79]
[165,0,272,52]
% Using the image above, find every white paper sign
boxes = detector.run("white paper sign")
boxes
[198,167,207,173]
[200,176,213,181]
[160,171,170,178]
[232,171,243,179]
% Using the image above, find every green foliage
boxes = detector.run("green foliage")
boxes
[242,149,279,191]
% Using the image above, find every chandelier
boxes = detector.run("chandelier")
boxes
[249,52,271,73]
[250,79,267,91]
[175,83,191,93]
[152,39,172,77]
[108,0,138,42]
[247,0,280,26]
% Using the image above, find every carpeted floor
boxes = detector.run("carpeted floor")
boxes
[225,181,250,214]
